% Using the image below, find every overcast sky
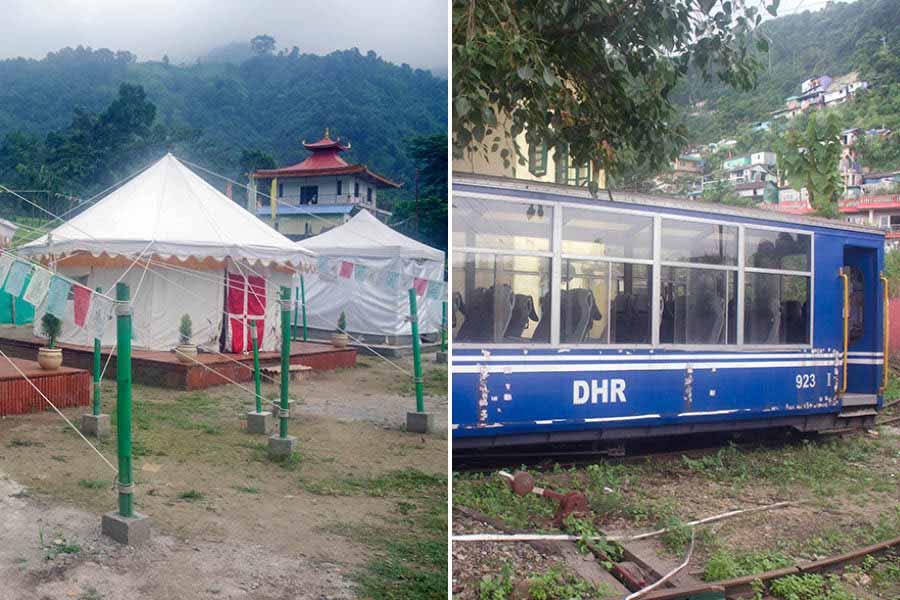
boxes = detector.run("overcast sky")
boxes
[1,0,448,73]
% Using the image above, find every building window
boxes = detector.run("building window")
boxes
[367,187,373,204]
[300,186,319,204]
[336,180,342,196]
[528,141,548,177]
[554,144,590,186]
[354,182,360,198]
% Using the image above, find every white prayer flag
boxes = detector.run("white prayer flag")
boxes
[22,268,52,307]
[0,254,14,287]
[86,294,114,339]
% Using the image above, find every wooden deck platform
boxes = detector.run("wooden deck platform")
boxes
[0,333,356,391]
[0,357,91,416]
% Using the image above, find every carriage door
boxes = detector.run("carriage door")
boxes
[842,246,879,405]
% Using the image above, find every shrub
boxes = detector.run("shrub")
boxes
[179,314,192,344]
[40,313,61,348]
[337,311,347,332]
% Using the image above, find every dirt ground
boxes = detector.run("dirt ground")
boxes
[452,407,900,600]
[0,353,448,600]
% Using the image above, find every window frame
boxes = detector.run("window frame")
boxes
[451,192,815,350]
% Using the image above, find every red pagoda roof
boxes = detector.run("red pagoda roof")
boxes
[251,129,400,188]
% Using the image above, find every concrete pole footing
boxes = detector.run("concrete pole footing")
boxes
[102,511,151,545]
[267,434,297,458]
[80,413,111,438]
[246,411,272,434]
[406,411,433,434]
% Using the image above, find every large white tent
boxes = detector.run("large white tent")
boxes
[297,210,444,343]
[20,154,314,352]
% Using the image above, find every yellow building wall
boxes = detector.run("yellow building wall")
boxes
[453,115,606,188]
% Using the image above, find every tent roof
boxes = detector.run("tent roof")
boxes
[297,210,444,261]
[21,154,313,267]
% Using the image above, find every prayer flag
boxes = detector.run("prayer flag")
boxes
[45,275,72,319]
[382,271,400,290]
[73,285,92,328]
[413,277,428,297]
[0,254,15,287]
[339,261,354,279]
[86,293,114,338]
[353,264,369,282]
[426,280,445,300]
[4,261,31,297]
[22,267,52,307]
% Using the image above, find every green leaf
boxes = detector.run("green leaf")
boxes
[517,65,535,81]
[455,96,471,118]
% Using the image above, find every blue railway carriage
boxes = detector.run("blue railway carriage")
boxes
[451,175,888,449]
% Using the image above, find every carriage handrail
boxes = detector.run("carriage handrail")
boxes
[880,272,889,395]
[840,268,849,397]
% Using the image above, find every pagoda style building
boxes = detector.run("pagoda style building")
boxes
[250,129,401,239]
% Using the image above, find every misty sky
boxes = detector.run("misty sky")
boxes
[2,0,448,73]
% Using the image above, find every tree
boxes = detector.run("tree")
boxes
[701,179,755,207]
[776,112,843,218]
[453,0,778,181]
[250,35,276,56]
[239,149,277,176]
[390,133,449,254]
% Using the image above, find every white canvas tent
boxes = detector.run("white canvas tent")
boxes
[20,154,314,352]
[297,210,444,342]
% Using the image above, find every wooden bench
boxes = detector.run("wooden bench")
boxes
[260,364,312,382]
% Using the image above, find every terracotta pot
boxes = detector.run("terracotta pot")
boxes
[330,333,350,348]
[37,347,63,371]
[176,344,198,363]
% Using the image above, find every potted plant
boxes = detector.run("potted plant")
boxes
[38,313,63,370]
[331,311,349,348]
[176,314,197,363]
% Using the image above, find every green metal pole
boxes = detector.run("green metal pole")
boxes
[92,286,102,416]
[409,288,424,413]
[115,282,133,518]
[441,300,448,353]
[279,286,291,438]
[300,275,308,342]
[292,286,299,340]
[251,322,261,414]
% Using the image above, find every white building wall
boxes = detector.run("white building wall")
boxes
[275,175,377,209]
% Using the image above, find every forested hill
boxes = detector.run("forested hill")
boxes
[673,0,900,145]
[0,45,447,199]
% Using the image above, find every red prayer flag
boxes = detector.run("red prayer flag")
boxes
[339,261,354,279]
[413,277,427,297]
[73,285,92,328]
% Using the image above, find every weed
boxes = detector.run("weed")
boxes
[299,469,445,498]
[234,485,259,494]
[39,530,81,560]
[563,515,623,564]
[79,586,103,600]
[769,573,854,600]
[7,439,42,448]
[479,565,513,600]
[77,479,109,490]
[703,547,793,581]
[176,489,205,502]
[453,470,555,530]
[658,515,692,554]
[50,455,67,462]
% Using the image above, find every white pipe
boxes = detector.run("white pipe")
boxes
[451,501,796,543]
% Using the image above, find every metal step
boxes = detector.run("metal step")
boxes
[837,408,878,419]
[841,393,878,407]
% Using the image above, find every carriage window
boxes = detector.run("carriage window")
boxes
[610,263,652,344]
[452,197,552,252]
[744,273,810,344]
[745,229,811,271]
[561,260,609,343]
[660,267,737,344]
[661,220,738,265]
[452,252,551,344]
[561,208,652,259]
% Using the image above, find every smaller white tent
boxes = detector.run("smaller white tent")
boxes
[297,210,444,341]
